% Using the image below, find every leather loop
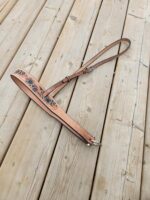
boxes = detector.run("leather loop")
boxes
[43,38,131,97]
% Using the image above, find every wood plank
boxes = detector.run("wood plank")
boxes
[141,86,150,199]
[0,0,47,78]
[0,0,75,162]
[0,0,103,199]
[0,0,18,23]
[91,0,150,199]
[39,0,130,199]
[140,1,150,198]
[122,1,150,199]
[38,1,130,200]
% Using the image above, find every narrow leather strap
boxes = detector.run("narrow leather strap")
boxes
[10,38,131,146]
[43,38,131,97]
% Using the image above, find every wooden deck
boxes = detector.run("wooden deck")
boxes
[0,0,150,199]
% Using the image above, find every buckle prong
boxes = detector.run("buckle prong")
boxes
[91,139,101,146]
[86,139,101,146]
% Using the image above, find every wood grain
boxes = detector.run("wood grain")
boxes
[0,0,18,23]
[39,0,130,199]
[0,0,149,199]
[91,0,150,199]
[0,0,103,199]
[0,0,47,78]
[0,0,75,163]
[140,1,150,198]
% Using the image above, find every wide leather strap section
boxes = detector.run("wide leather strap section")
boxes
[11,70,97,145]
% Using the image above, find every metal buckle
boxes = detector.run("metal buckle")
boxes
[86,139,101,146]
[84,66,95,74]
[62,76,71,83]
[91,139,101,146]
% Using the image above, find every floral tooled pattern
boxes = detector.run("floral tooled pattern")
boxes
[20,71,57,108]
[26,78,38,92]
[15,69,57,107]
[15,69,26,76]
[43,96,57,106]
[25,78,57,107]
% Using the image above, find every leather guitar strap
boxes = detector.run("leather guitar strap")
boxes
[11,38,131,146]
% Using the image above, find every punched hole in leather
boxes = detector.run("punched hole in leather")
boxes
[10,38,131,146]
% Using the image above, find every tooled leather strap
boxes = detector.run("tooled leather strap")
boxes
[10,38,131,146]
[11,70,96,145]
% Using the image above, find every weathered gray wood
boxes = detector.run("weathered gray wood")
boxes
[0,0,18,23]
[0,0,103,199]
[0,0,75,163]
[140,2,150,199]
[0,0,149,199]
[141,80,150,200]
[0,0,47,78]
[39,0,130,199]
[91,0,150,199]
[123,1,150,199]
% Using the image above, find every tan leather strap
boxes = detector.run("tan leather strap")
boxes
[11,70,96,145]
[10,38,131,146]
[43,38,131,97]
